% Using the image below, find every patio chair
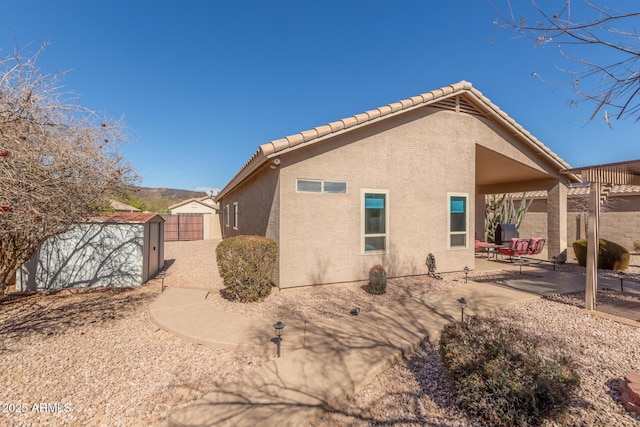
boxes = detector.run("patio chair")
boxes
[527,238,546,255]
[497,238,530,261]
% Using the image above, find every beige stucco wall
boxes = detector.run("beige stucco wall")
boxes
[203,213,222,240]
[220,102,570,289]
[276,107,499,288]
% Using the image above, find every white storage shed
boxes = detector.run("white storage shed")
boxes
[17,212,164,291]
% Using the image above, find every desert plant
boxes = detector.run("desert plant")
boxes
[215,235,277,303]
[485,193,533,242]
[368,264,387,294]
[572,238,630,270]
[438,316,579,427]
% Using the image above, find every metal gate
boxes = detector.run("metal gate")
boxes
[161,214,203,241]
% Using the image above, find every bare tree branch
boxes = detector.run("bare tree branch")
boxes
[489,0,640,123]
[0,45,138,295]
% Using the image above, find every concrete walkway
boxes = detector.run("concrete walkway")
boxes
[150,266,636,427]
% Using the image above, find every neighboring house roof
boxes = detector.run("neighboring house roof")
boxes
[109,199,142,212]
[509,184,640,199]
[94,212,164,224]
[168,198,219,211]
[216,81,579,201]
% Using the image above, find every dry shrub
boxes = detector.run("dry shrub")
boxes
[216,235,277,303]
[438,316,579,427]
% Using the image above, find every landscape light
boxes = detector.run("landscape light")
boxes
[618,270,624,293]
[157,271,168,292]
[457,297,467,322]
[273,321,285,358]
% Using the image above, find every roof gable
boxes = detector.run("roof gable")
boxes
[168,198,219,211]
[217,81,577,200]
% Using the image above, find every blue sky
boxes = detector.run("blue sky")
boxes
[1,1,638,192]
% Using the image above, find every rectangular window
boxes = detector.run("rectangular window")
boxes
[297,179,322,193]
[233,202,238,230]
[297,179,347,194]
[225,205,230,227]
[448,193,468,249]
[362,190,388,253]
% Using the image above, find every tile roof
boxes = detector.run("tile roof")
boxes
[217,81,578,200]
[508,184,640,199]
[109,199,142,212]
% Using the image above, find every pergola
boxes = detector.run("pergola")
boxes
[561,159,640,310]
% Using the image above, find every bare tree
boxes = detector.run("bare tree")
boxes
[0,45,137,295]
[489,1,640,124]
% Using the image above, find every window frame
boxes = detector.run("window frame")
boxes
[233,202,238,230]
[296,179,347,194]
[225,204,230,228]
[361,189,389,255]
[447,192,469,250]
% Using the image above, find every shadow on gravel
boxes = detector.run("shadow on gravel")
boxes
[0,287,156,339]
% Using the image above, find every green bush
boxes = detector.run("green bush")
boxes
[572,238,630,270]
[215,235,277,303]
[367,264,387,294]
[438,317,579,427]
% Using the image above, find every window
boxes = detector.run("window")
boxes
[448,193,468,249]
[362,190,388,253]
[225,205,230,227]
[233,202,238,230]
[297,179,347,194]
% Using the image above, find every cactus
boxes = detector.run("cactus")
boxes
[485,193,533,242]
[368,264,387,294]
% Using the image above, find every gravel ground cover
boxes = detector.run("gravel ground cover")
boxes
[1,240,639,426]
[0,283,271,426]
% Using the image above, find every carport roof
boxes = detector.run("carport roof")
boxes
[561,159,640,185]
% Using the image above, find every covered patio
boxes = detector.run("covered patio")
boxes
[473,143,581,262]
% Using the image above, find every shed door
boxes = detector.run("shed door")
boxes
[148,223,160,277]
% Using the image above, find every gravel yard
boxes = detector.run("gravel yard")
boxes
[1,239,639,426]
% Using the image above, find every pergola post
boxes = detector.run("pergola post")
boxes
[585,181,600,311]
[547,181,568,262]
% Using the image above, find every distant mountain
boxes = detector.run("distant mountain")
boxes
[132,187,208,213]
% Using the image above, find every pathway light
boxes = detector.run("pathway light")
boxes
[273,321,285,358]
[618,270,624,293]
[457,297,467,322]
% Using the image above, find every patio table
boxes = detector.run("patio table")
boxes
[477,244,508,260]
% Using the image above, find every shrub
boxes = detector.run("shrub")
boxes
[438,316,580,427]
[215,235,277,303]
[572,238,630,270]
[368,264,387,294]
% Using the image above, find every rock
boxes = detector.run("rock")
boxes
[619,371,640,416]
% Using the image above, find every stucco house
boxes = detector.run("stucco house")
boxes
[16,212,164,291]
[168,196,219,215]
[166,196,221,240]
[216,81,580,289]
